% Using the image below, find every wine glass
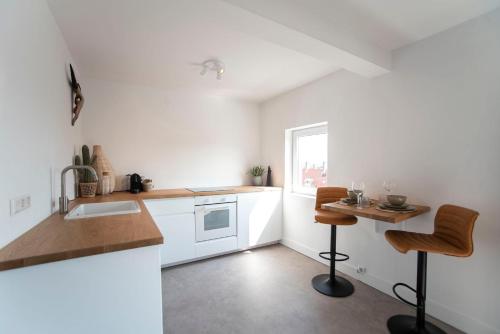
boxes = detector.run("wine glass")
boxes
[382,180,396,203]
[383,180,396,193]
[351,181,365,208]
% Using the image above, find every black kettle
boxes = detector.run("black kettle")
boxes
[129,173,143,193]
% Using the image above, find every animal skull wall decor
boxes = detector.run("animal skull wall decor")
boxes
[70,64,84,126]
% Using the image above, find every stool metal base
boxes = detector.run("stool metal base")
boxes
[387,315,447,334]
[311,274,354,297]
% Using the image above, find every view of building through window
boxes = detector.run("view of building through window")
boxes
[292,124,327,194]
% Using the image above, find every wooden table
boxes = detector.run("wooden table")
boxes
[321,201,431,223]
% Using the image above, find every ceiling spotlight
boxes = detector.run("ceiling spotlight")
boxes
[200,59,225,80]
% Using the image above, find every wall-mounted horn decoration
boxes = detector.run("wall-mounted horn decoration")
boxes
[70,64,84,126]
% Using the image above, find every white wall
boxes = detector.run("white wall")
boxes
[260,9,500,334]
[82,77,260,189]
[0,0,82,248]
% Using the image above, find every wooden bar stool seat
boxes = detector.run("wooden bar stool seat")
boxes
[312,187,358,297]
[315,211,358,226]
[385,204,479,334]
[385,231,468,257]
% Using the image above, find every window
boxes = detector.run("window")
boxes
[291,124,328,195]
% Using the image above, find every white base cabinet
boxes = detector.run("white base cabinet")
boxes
[145,188,282,267]
[154,214,195,265]
[0,246,163,334]
[144,198,195,267]
[237,190,283,249]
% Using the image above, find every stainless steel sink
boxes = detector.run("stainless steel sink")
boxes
[64,200,141,220]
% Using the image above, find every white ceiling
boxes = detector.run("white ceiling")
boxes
[47,0,500,102]
[47,0,340,101]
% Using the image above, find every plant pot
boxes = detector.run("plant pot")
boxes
[80,182,97,198]
[252,176,263,186]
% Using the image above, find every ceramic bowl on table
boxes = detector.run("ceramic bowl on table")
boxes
[386,195,407,206]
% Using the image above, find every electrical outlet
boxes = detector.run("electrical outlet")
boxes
[356,265,367,274]
[10,195,31,216]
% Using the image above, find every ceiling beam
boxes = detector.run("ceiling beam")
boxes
[218,0,391,77]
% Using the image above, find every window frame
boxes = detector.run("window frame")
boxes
[291,124,328,196]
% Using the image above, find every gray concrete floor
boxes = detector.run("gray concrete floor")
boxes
[161,244,462,334]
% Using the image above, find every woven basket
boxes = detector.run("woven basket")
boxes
[80,182,97,198]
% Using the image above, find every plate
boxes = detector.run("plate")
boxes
[376,204,416,213]
[341,197,357,204]
[378,204,415,210]
[382,202,409,209]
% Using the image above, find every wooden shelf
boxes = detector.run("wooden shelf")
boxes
[321,201,431,224]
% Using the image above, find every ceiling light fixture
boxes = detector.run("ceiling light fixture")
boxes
[200,59,225,80]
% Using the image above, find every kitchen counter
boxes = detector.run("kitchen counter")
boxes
[140,185,267,199]
[0,186,270,271]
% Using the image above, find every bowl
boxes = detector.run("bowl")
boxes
[347,190,357,200]
[386,195,407,206]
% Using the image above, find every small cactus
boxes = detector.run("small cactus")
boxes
[81,145,94,182]
[74,155,81,166]
[82,145,90,164]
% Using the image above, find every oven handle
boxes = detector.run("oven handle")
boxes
[195,202,236,211]
[199,204,235,215]
[195,200,236,207]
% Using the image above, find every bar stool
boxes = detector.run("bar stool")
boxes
[312,187,358,297]
[385,204,479,334]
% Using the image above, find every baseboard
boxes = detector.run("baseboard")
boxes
[162,241,280,269]
[280,238,499,334]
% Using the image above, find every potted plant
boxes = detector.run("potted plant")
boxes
[248,165,265,186]
[75,145,98,197]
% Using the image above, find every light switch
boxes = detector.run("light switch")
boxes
[10,195,31,216]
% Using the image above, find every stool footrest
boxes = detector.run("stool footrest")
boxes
[392,282,417,308]
[319,251,349,262]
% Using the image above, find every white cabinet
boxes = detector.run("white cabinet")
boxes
[237,190,283,249]
[144,197,194,216]
[144,198,195,266]
[194,236,238,258]
[154,214,195,265]
[145,189,283,267]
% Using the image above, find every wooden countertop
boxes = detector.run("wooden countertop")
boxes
[321,201,431,224]
[140,186,270,199]
[0,186,272,271]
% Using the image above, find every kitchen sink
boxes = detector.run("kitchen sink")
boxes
[64,200,141,220]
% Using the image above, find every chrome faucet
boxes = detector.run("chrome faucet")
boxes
[59,165,98,214]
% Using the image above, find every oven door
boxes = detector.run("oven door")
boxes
[195,202,236,242]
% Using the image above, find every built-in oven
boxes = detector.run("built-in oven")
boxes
[195,194,237,242]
